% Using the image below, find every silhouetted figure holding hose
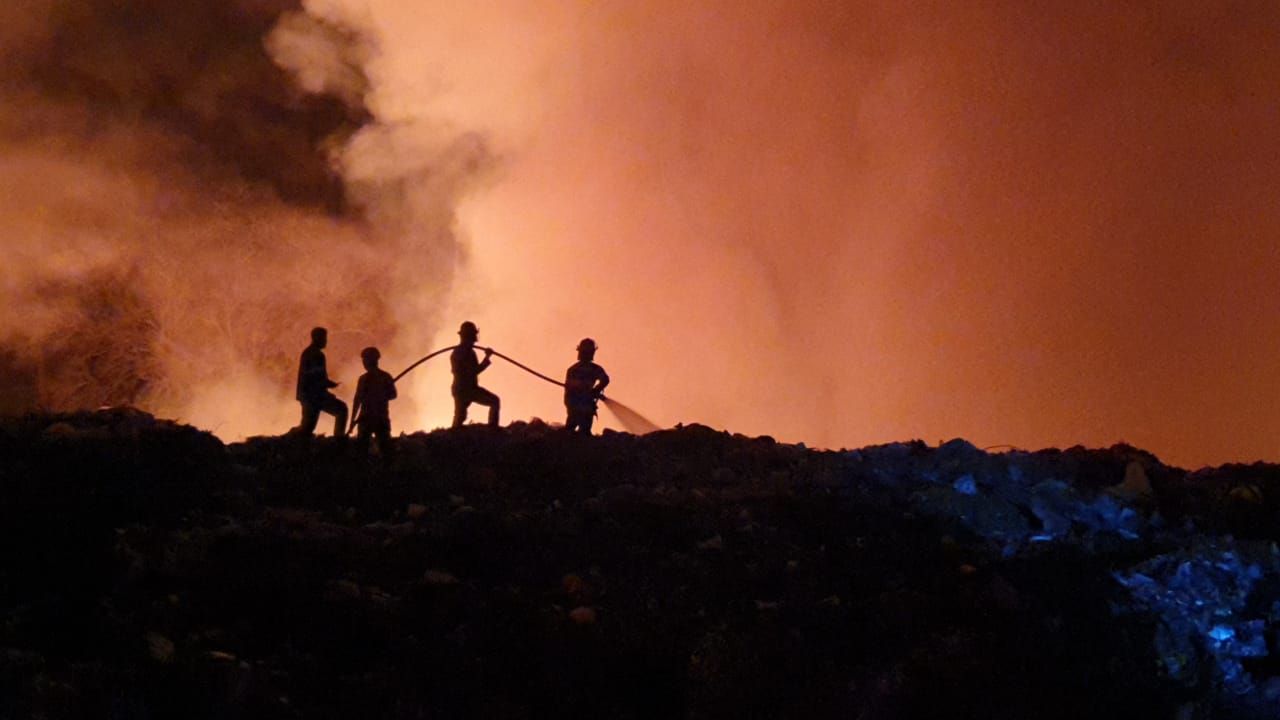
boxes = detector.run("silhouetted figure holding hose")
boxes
[451,321,500,428]
[564,338,609,435]
[294,326,348,437]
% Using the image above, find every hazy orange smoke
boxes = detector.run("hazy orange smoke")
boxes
[3,1,1280,468]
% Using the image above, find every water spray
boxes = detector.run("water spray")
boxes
[393,345,660,434]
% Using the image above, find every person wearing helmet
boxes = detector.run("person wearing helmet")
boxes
[351,346,397,459]
[564,338,609,435]
[294,326,348,437]
[450,321,500,428]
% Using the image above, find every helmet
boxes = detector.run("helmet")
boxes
[360,346,380,362]
[577,338,597,352]
[458,321,478,337]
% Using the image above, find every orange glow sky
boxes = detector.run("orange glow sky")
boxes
[3,1,1280,468]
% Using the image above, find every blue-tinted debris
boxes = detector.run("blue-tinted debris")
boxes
[1208,625,1235,642]
[1220,659,1253,695]
[913,485,1030,541]
[1030,480,1074,539]
[1115,541,1280,699]
[1232,620,1268,658]
[885,445,1154,553]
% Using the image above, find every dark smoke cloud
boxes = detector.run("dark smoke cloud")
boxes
[14,0,366,211]
[0,0,493,434]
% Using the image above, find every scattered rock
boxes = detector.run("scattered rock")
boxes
[569,606,597,625]
[146,632,175,664]
[696,534,723,551]
[424,570,459,586]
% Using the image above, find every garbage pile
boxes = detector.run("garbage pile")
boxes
[3,411,1280,718]
[1115,541,1280,701]
[845,439,1163,551]
[846,437,1280,714]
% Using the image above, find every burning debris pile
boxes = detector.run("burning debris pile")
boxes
[2,410,1280,718]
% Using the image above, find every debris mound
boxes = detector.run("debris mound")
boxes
[3,418,1280,718]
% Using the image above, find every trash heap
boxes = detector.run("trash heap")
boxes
[844,438,1162,552]
[1115,541,1280,700]
[4,411,1280,718]
[847,438,1280,714]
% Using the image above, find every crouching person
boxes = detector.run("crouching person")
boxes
[352,346,397,460]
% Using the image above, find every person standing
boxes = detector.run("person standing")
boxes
[564,338,609,435]
[294,326,348,437]
[450,321,500,428]
[351,346,397,459]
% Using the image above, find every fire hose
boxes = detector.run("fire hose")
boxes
[393,345,570,392]
[392,346,458,383]
[386,345,659,434]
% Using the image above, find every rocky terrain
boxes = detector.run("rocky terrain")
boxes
[2,409,1280,719]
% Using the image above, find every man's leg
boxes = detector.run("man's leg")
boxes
[355,420,372,455]
[574,406,595,435]
[298,403,320,435]
[452,395,469,428]
[376,420,393,461]
[471,387,501,427]
[565,406,584,434]
[322,394,349,437]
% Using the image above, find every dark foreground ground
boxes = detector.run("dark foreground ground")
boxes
[3,409,1280,719]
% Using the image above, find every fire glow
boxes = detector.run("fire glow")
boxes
[3,1,1280,469]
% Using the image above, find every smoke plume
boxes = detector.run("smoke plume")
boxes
[0,0,493,435]
[5,1,1280,467]
[368,1,1280,468]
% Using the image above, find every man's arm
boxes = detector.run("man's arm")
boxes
[325,358,339,388]
[351,376,366,420]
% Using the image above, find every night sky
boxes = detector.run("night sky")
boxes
[2,1,1279,468]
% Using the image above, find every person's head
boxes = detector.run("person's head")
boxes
[310,327,328,349]
[360,346,380,371]
[458,321,479,344]
[576,337,597,362]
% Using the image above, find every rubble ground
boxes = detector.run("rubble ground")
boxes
[3,409,1280,718]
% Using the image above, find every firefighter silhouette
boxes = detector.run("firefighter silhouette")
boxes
[450,321,500,427]
[564,338,609,435]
